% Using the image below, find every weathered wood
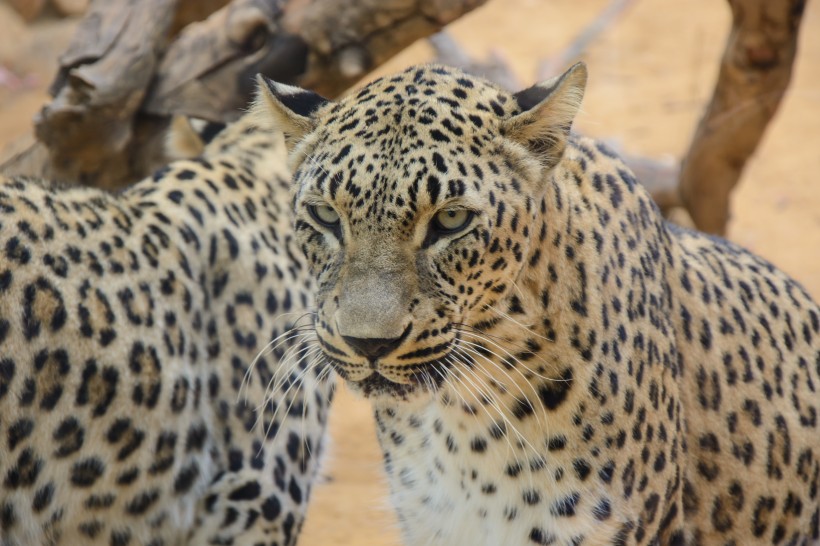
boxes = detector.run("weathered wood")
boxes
[29,0,177,188]
[7,0,47,22]
[428,31,520,91]
[536,0,636,81]
[145,0,490,121]
[2,0,487,189]
[52,0,90,17]
[170,0,231,35]
[678,0,807,235]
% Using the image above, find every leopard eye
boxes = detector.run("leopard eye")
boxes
[433,209,472,233]
[308,204,340,227]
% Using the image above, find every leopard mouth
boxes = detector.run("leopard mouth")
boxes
[338,359,449,399]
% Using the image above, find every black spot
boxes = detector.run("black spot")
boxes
[84,494,115,510]
[593,498,612,521]
[4,448,42,489]
[262,494,282,521]
[173,462,200,495]
[599,460,615,484]
[523,490,541,505]
[426,175,441,204]
[125,489,160,515]
[116,468,139,486]
[430,129,450,143]
[7,418,34,451]
[53,416,84,458]
[551,492,580,517]
[547,435,566,451]
[573,459,591,481]
[538,368,573,410]
[5,237,31,265]
[228,481,261,502]
[176,169,197,180]
[288,476,302,503]
[529,527,556,545]
[78,520,104,538]
[71,457,105,487]
[185,423,208,453]
[470,437,487,453]
[32,482,55,512]
[0,270,12,291]
[431,152,448,173]
[110,528,132,546]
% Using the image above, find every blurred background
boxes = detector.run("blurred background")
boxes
[1,1,818,544]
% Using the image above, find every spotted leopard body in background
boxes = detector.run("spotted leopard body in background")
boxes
[0,115,332,545]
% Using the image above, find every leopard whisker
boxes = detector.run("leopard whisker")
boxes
[445,351,545,487]
[242,330,319,404]
[434,359,523,473]
[453,321,561,374]
[441,355,518,464]
[453,339,554,476]
[453,338,549,433]
[300,357,335,460]
[485,304,557,344]
[240,313,317,402]
[257,346,325,455]
[259,343,324,437]
[455,327,560,383]
[264,343,324,409]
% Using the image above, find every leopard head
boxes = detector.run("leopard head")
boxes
[253,63,586,399]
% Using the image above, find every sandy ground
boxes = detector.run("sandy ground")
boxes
[1,1,818,545]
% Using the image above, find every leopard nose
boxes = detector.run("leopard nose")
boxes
[342,335,404,360]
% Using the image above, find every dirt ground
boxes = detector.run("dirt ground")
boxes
[1,0,818,545]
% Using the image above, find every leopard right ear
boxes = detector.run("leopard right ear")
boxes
[252,75,328,151]
[502,63,587,170]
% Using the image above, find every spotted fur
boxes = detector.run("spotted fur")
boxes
[256,63,820,545]
[0,114,333,545]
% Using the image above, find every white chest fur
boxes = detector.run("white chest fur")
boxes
[374,397,620,546]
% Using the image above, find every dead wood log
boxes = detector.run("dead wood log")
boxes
[428,31,521,91]
[145,0,489,121]
[678,0,807,235]
[1,0,487,190]
[33,0,177,188]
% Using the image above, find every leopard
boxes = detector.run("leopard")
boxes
[251,62,820,546]
[0,110,333,545]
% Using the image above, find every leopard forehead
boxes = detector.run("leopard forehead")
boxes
[324,64,520,135]
[291,67,547,240]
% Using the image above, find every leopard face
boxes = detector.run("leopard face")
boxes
[256,65,585,400]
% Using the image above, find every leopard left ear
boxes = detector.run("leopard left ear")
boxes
[165,115,227,160]
[502,62,587,170]
[252,75,329,151]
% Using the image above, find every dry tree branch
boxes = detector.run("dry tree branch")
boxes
[2,0,488,189]
[679,0,807,234]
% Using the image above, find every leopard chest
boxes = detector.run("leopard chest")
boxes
[373,399,621,546]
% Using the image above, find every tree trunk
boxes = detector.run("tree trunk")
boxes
[678,0,807,235]
[1,0,487,190]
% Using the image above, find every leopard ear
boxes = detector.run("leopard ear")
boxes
[252,75,328,151]
[502,62,587,169]
[165,115,227,160]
